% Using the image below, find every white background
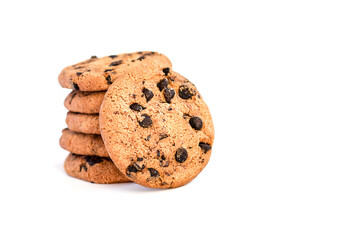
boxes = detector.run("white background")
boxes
[0,0,359,239]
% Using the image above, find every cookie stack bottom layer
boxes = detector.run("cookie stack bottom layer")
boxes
[60,129,130,184]
[64,153,130,184]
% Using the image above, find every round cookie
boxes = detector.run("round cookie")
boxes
[60,128,108,157]
[100,70,214,189]
[64,153,131,184]
[58,51,172,91]
[64,91,105,114]
[66,112,100,134]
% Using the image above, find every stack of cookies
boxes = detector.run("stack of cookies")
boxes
[59,51,214,188]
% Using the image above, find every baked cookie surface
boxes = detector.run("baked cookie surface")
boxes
[64,91,105,114]
[100,70,214,188]
[58,52,172,91]
[64,153,130,184]
[66,112,100,134]
[59,129,108,157]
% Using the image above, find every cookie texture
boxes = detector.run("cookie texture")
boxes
[100,70,214,188]
[59,129,108,157]
[59,52,172,91]
[66,112,100,134]
[64,91,105,114]
[64,153,131,184]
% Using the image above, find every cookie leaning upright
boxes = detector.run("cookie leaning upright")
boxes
[100,70,214,188]
[58,52,172,91]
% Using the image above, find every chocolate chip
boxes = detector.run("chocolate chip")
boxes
[156,149,167,167]
[126,165,138,176]
[109,55,118,59]
[79,163,88,172]
[137,158,144,162]
[156,149,165,160]
[126,162,145,176]
[139,114,152,128]
[104,69,113,73]
[137,56,145,61]
[178,85,194,99]
[76,72,82,76]
[84,156,103,166]
[73,66,84,69]
[163,88,175,103]
[106,75,112,84]
[68,91,77,104]
[160,159,169,167]
[91,55,97,59]
[157,79,168,91]
[71,82,79,90]
[189,117,203,130]
[133,162,145,171]
[159,134,169,140]
[145,135,151,141]
[142,88,154,102]
[148,168,159,177]
[199,142,212,153]
[162,67,170,76]
[109,60,123,66]
[175,148,188,163]
[137,51,143,54]
[130,103,145,112]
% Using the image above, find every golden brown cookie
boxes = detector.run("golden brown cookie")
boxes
[64,153,131,184]
[58,51,172,91]
[99,70,214,189]
[66,112,100,134]
[59,129,108,157]
[64,91,105,114]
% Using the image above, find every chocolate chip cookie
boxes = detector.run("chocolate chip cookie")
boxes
[58,52,172,91]
[64,153,131,184]
[59,128,108,157]
[99,70,214,188]
[66,112,100,134]
[64,91,105,114]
